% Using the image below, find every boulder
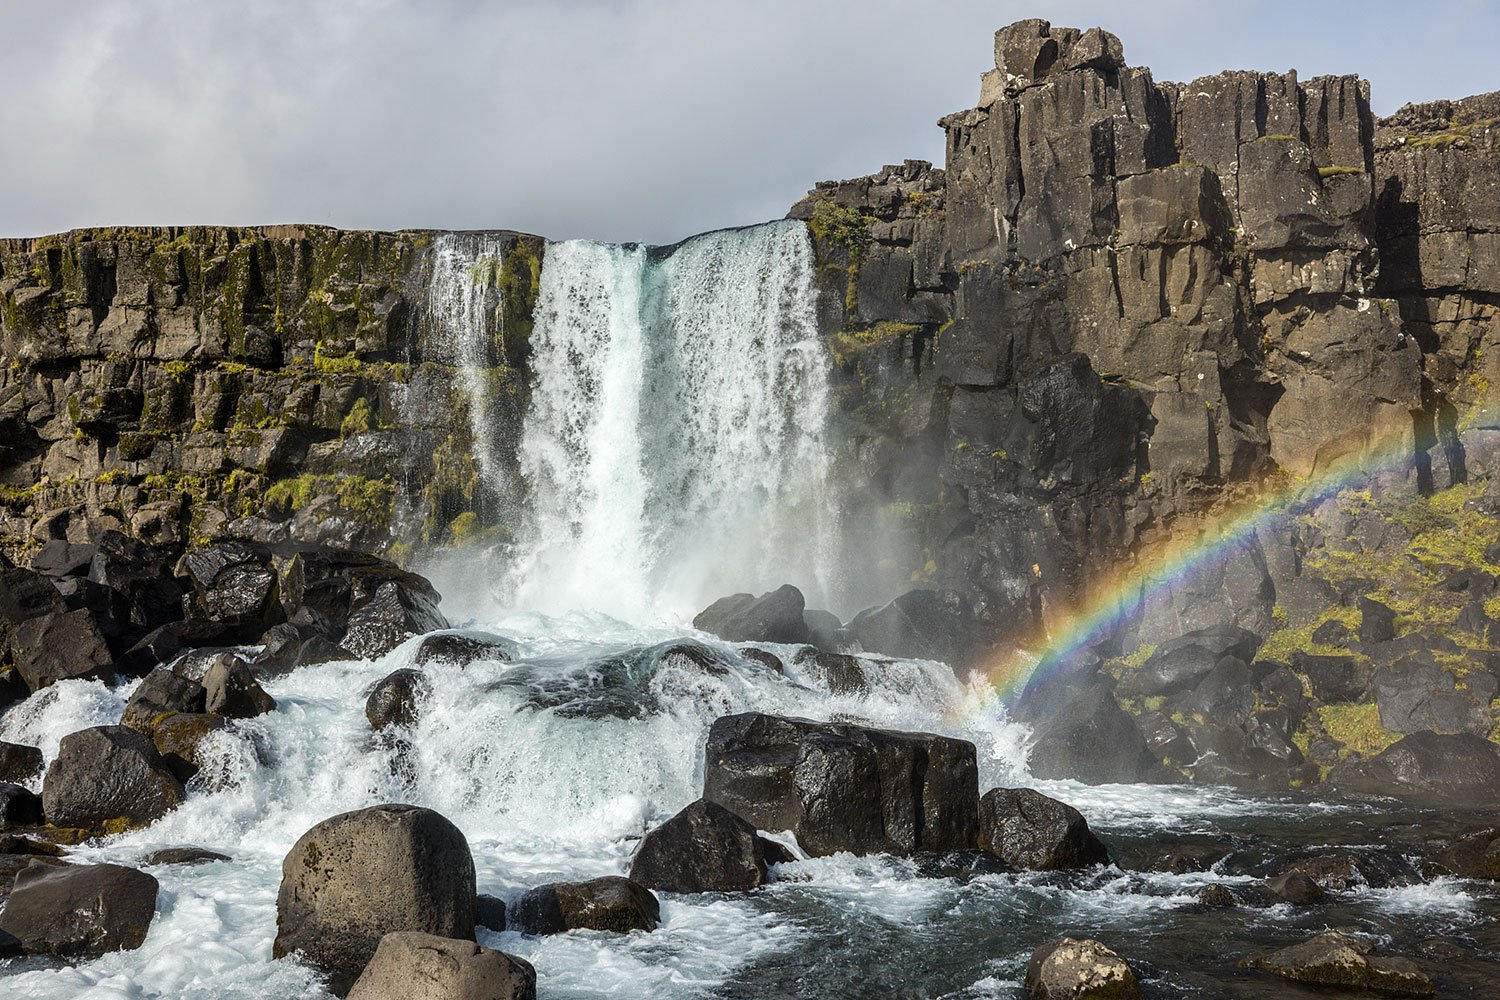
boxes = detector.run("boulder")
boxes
[1021,683,1159,784]
[346,931,536,1000]
[1265,871,1325,904]
[366,668,430,730]
[1330,731,1500,806]
[802,609,849,651]
[412,631,512,667]
[201,654,276,718]
[8,609,116,692]
[703,713,978,856]
[0,784,43,828]
[151,712,229,781]
[511,876,660,935]
[141,846,231,866]
[693,585,810,645]
[341,580,450,660]
[1239,931,1434,996]
[978,788,1108,870]
[0,566,66,627]
[1197,884,1237,907]
[120,669,206,732]
[1428,829,1500,879]
[0,862,159,957]
[42,726,185,830]
[1121,625,1262,697]
[846,588,978,668]
[1292,652,1370,703]
[1359,596,1397,644]
[1025,937,1142,999]
[1373,657,1492,735]
[629,798,775,893]
[116,619,243,676]
[1171,657,1255,725]
[178,542,283,638]
[28,541,94,579]
[476,893,507,931]
[253,622,351,675]
[278,548,440,635]
[274,804,477,987]
[791,647,868,695]
[0,741,43,784]
[1279,852,1420,891]
[87,530,183,633]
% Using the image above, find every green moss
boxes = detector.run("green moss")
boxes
[312,341,363,375]
[265,473,396,528]
[448,511,479,543]
[164,360,193,382]
[1120,643,1157,669]
[1258,133,1297,142]
[828,321,918,365]
[340,396,375,437]
[1318,703,1400,759]
[1258,605,1360,661]
[1317,165,1362,177]
[0,483,39,509]
[1406,120,1494,149]
[95,469,129,485]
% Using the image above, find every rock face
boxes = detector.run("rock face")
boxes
[0,862,159,957]
[629,798,776,893]
[1240,931,1435,996]
[510,877,660,935]
[1331,731,1500,805]
[1025,937,1141,999]
[346,931,537,1000]
[978,788,1108,870]
[273,804,477,986]
[42,725,185,830]
[702,713,979,856]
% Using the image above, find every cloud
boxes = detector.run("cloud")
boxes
[2,0,1494,244]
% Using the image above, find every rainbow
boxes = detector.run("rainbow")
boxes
[961,425,1440,715]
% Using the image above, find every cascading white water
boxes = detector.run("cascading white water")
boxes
[509,221,834,619]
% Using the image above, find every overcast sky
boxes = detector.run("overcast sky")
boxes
[3,0,1496,244]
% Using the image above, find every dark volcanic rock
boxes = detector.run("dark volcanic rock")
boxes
[1021,682,1159,784]
[847,588,979,668]
[201,654,276,718]
[141,846,231,866]
[693,585,811,645]
[1428,829,1500,879]
[346,931,537,1000]
[0,783,43,828]
[412,631,512,667]
[341,580,450,660]
[629,798,774,893]
[28,541,96,579]
[702,712,979,856]
[0,741,43,784]
[978,787,1108,870]
[791,647,868,694]
[1373,657,1492,735]
[87,531,183,633]
[150,711,228,781]
[511,876,660,935]
[1123,625,1263,696]
[8,609,116,692]
[42,725,185,831]
[116,619,243,677]
[1359,596,1397,644]
[476,893,507,931]
[1025,936,1142,1000]
[274,804,477,989]
[1197,884,1237,907]
[179,542,283,639]
[1292,652,1370,703]
[1331,731,1500,805]
[1239,931,1434,996]
[803,609,849,651]
[365,668,431,730]
[120,669,206,732]
[0,862,159,957]
[0,566,66,627]
[1280,852,1420,891]
[1265,871,1325,904]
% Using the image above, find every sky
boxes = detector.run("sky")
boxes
[3,0,1497,245]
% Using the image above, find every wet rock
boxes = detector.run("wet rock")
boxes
[151,712,229,781]
[739,647,784,673]
[179,542,283,639]
[116,619,243,676]
[693,585,811,645]
[1172,657,1255,725]
[511,876,660,935]
[846,588,979,669]
[1024,936,1142,999]
[412,631,512,667]
[0,862,159,957]
[0,668,26,711]
[476,893,507,931]
[141,846,231,866]
[341,580,450,660]
[0,741,43,784]
[1239,931,1434,996]
[120,669,206,732]
[803,608,849,651]
[629,798,774,893]
[274,804,477,989]
[978,787,1108,870]
[8,609,116,692]
[1143,844,1225,874]
[1265,871,1325,904]
[792,647,867,694]
[1373,657,1492,735]
[1120,625,1262,697]
[656,642,728,675]
[201,654,276,718]
[253,622,352,675]
[366,668,430,730]
[1197,884,1237,907]
[1021,683,1159,784]
[1137,710,1194,765]
[87,531,183,633]
[1330,731,1500,806]
[1428,828,1500,879]
[0,566,66,627]
[42,725,185,831]
[1292,652,1370,703]
[703,712,978,856]
[346,931,536,1000]
[1281,852,1420,891]
[0,783,43,828]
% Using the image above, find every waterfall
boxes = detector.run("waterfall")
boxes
[510,221,834,619]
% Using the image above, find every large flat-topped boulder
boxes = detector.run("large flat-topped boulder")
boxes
[703,712,979,857]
